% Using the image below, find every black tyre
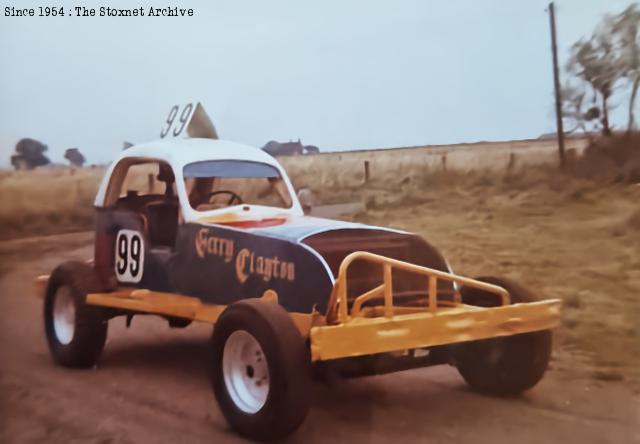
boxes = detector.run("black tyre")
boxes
[44,261,108,368]
[454,276,552,396]
[211,299,311,441]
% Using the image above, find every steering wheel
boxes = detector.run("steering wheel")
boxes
[207,190,244,206]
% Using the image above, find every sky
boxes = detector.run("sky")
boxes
[0,0,635,166]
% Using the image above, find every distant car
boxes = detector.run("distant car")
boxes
[36,135,560,441]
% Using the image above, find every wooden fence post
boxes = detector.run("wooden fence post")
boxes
[507,152,517,172]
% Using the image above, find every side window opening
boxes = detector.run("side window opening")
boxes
[118,162,176,202]
[107,159,179,249]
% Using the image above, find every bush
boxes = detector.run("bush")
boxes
[569,133,640,184]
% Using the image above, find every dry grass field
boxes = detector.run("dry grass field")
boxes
[0,137,590,240]
[0,167,105,240]
[279,137,590,184]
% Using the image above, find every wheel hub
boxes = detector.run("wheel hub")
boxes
[53,286,75,345]
[222,330,269,414]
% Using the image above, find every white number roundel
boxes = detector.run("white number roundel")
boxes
[115,230,144,283]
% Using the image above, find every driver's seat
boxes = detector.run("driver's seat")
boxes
[146,202,179,248]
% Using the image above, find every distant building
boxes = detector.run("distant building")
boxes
[262,139,320,156]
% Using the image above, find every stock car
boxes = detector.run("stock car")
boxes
[35,110,561,441]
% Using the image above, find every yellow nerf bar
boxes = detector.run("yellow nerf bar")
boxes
[311,251,561,361]
[310,300,561,361]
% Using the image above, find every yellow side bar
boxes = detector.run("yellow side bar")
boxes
[86,289,225,322]
[310,299,561,361]
[85,289,316,335]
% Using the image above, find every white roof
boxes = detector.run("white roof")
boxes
[113,138,280,169]
[94,137,304,218]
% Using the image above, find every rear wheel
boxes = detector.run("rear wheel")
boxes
[454,276,552,396]
[44,261,108,368]
[211,299,311,441]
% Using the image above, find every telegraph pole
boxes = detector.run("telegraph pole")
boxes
[548,2,566,169]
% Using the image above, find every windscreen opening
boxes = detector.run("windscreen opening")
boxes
[182,160,292,211]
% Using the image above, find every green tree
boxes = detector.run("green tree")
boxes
[611,4,640,131]
[561,82,601,136]
[567,32,620,134]
[565,3,640,134]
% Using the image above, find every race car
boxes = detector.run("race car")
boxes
[36,104,561,441]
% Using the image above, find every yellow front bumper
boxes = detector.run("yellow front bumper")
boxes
[310,299,561,361]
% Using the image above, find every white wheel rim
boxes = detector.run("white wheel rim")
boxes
[222,330,270,414]
[53,286,75,345]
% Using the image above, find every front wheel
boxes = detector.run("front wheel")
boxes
[44,261,109,368]
[211,299,311,441]
[454,276,552,396]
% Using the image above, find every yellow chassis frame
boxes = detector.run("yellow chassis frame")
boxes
[35,252,561,362]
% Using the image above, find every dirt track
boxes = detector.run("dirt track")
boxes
[0,233,638,443]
